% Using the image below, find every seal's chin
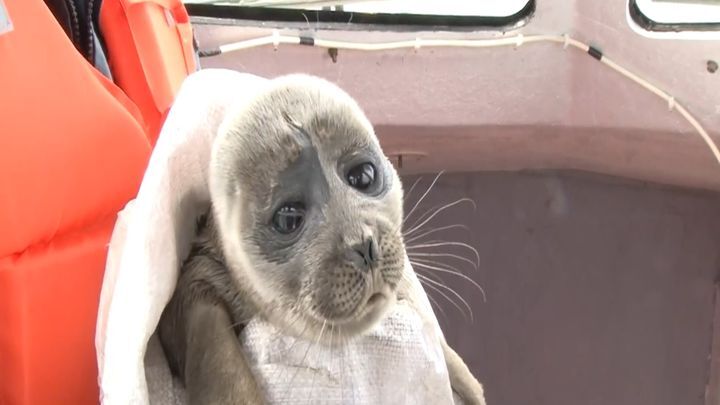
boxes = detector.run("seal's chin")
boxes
[357,291,395,327]
[274,286,397,344]
[327,287,397,339]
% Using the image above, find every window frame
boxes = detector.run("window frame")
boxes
[629,0,720,33]
[184,0,535,32]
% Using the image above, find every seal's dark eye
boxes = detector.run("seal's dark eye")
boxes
[272,202,305,234]
[347,162,376,191]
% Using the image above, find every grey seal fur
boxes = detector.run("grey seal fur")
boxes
[158,74,486,405]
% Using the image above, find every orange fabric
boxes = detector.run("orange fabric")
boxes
[0,2,151,258]
[0,0,151,404]
[100,0,196,143]
[0,218,118,405]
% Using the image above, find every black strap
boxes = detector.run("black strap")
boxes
[43,0,114,79]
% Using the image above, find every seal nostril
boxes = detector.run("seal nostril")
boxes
[360,236,377,266]
[348,236,377,271]
[367,237,379,263]
[354,249,368,267]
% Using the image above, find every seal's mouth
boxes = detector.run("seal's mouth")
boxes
[324,288,395,337]
[284,285,397,345]
[360,291,392,324]
[349,287,395,329]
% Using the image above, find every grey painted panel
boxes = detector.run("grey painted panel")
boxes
[403,170,720,405]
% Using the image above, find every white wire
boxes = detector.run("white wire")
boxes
[213,33,720,167]
[219,35,300,53]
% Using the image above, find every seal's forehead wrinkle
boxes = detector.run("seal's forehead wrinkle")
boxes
[308,108,375,147]
[212,73,381,209]
[263,75,375,137]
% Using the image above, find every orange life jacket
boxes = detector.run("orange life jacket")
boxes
[0,0,194,403]
[101,0,197,143]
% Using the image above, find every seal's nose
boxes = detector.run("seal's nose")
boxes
[347,236,378,271]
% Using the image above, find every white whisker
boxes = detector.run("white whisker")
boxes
[403,224,470,244]
[284,320,326,400]
[404,198,476,237]
[425,287,449,321]
[404,202,445,232]
[410,260,487,303]
[407,251,478,270]
[417,271,474,322]
[416,263,474,322]
[404,196,475,238]
[403,171,444,226]
[415,272,471,321]
[403,176,424,204]
[308,323,333,404]
[406,241,480,267]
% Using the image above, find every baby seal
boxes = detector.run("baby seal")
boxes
[158,74,486,405]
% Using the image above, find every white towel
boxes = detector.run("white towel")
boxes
[95,69,457,405]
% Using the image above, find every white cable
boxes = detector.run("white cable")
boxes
[218,35,299,53]
[209,33,720,167]
[272,30,280,50]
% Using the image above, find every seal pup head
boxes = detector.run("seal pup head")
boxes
[209,74,405,341]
